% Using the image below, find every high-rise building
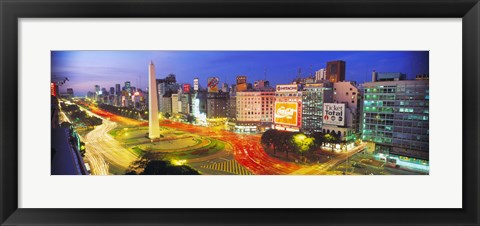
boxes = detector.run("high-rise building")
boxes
[165,74,176,84]
[94,85,100,100]
[227,94,236,120]
[227,87,237,122]
[125,81,131,93]
[319,81,361,145]
[148,61,160,139]
[109,87,115,95]
[101,88,107,95]
[161,93,172,115]
[196,90,207,114]
[333,81,361,132]
[171,93,179,114]
[326,60,346,83]
[157,75,180,112]
[115,84,121,95]
[206,91,228,118]
[315,68,326,81]
[180,93,191,114]
[235,91,275,132]
[157,81,166,112]
[301,83,333,134]
[361,78,429,170]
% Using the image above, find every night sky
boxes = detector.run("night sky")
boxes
[51,51,429,96]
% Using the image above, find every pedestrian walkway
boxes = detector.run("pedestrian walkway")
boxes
[200,159,253,175]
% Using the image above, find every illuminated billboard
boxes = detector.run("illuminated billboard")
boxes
[193,78,199,91]
[50,82,57,97]
[207,77,219,93]
[323,103,345,126]
[276,84,299,93]
[274,102,298,126]
[183,84,191,93]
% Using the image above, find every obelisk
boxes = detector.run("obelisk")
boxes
[148,61,160,139]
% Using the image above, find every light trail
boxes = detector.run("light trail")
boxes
[77,101,365,175]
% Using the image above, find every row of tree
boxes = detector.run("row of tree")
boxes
[61,103,102,127]
[125,160,200,175]
[99,104,147,120]
[261,129,341,159]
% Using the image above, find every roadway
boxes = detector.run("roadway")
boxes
[289,143,367,175]
[159,121,302,175]
[80,108,140,175]
[80,102,366,175]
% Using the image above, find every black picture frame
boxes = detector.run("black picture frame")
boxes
[1,0,479,225]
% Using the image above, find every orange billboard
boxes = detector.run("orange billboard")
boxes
[274,102,298,126]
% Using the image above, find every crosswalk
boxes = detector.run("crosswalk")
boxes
[200,159,253,175]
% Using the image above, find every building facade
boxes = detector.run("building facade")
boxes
[361,79,429,169]
[326,60,346,83]
[333,81,361,133]
[206,91,228,118]
[161,93,172,115]
[315,68,326,81]
[235,91,275,132]
[180,93,191,114]
[171,93,179,114]
[301,83,333,133]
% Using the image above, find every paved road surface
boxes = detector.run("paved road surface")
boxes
[82,111,140,175]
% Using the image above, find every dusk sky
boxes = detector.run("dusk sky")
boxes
[51,51,429,96]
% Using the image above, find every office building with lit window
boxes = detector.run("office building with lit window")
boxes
[206,91,228,118]
[301,83,333,134]
[235,91,275,132]
[361,78,429,171]
[325,81,362,139]
[326,60,346,83]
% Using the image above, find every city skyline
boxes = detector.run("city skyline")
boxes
[51,51,429,176]
[52,51,429,96]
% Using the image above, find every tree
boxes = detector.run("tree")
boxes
[79,141,86,157]
[311,132,325,148]
[292,133,315,162]
[261,129,278,155]
[164,112,171,119]
[140,160,200,175]
[186,115,196,124]
[278,131,294,159]
[324,132,340,152]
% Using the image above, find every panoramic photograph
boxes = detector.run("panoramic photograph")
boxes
[50,51,429,175]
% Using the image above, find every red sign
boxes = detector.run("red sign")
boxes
[50,83,57,97]
[183,84,191,93]
[207,77,219,93]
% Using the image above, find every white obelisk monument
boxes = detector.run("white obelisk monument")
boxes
[148,61,160,139]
